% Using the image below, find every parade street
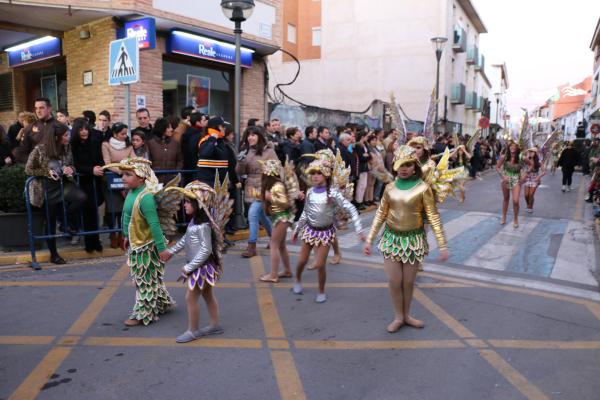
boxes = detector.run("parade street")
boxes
[1,171,599,400]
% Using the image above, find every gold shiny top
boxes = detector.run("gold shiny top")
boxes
[269,181,290,214]
[366,180,447,250]
[420,159,437,184]
[128,189,154,250]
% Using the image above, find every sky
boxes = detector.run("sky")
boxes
[472,0,600,122]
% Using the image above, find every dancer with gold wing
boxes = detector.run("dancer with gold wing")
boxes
[102,158,181,326]
[258,158,299,283]
[163,177,233,343]
[364,146,448,332]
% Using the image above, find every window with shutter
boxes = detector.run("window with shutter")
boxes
[0,73,13,112]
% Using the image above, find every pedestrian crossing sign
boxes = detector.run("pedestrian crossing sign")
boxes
[108,37,139,85]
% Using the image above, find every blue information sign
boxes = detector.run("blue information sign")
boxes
[108,37,139,86]
[168,30,253,68]
[119,18,156,50]
[7,36,61,67]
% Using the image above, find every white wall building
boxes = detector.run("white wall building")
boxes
[268,0,492,134]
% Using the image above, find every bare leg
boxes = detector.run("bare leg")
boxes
[529,186,538,210]
[313,244,330,294]
[402,262,424,328]
[295,241,313,285]
[331,237,342,264]
[262,222,291,280]
[186,286,202,332]
[501,182,509,224]
[512,185,521,226]
[383,258,404,332]
[279,225,292,277]
[201,285,220,327]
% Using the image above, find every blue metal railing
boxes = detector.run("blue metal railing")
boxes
[23,169,201,270]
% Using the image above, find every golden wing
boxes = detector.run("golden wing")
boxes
[466,129,481,153]
[212,174,234,235]
[283,157,300,213]
[155,174,182,239]
[436,147,451,172]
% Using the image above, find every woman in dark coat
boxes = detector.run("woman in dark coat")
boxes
[147,117,183,183]
[71,117,105,252]
[557,141,579,192]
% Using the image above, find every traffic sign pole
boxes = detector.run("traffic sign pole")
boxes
[125,84,131,134]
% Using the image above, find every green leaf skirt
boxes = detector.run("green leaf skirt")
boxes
[128,242,175,325]
[377,226,428,264]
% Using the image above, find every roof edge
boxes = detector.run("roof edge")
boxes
[457,0,487,34]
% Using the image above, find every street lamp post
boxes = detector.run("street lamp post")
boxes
[221,0,255,230]
[494,92,501,140]
[430,37,448,134]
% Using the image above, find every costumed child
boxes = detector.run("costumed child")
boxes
[258,159,299,283]
[364,145,449,333]
[164,178,233,343]
[291,154,364,303]
[102,157,180,326]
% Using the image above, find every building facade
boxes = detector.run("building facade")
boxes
[589,17,600,135]
[268,0,492,134]
[488,62,509,136]
[0,0,283,129]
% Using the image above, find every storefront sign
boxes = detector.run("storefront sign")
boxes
[168,30,253,68]
[120,18,156,50]
[6,36,61,67]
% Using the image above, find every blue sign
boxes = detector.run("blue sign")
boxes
[7,36,61,67]
[168,30,253,68]
[108,37,139,86]
[119,18,156,50]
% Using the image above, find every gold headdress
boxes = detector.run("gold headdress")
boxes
[102,157,162,194]
[304,149,334,177]
[392,145,419,171]
[407,136,430,150]
[259,159,283,178]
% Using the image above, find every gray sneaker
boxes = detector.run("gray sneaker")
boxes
[196,325,224,336]
[292,283,303,295]
[176,330,199,343]
[315,293,327,303]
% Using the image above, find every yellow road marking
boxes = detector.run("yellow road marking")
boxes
[414,289,476,338]
[585,303,600,321]
[266,282,472,289]
[83,336,262,348]
[489,340,600,349]
[8,347,73,400]
[250,257,286,338]
[65,286,119,336]
[268,339,290,349]
[295,340,464,350]
[0,281,104,287]
[0,248,124,267]
[465,339,488,348]
[0,336,54,345]
[479,349,550,400]
[573,175,586,221]
[57,336,80,346]
[270,351,306,400]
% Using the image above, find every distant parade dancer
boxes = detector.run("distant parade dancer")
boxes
[364,145,449,332]
[496,140,523,228]
[291,153,364,303]
[164,179,233,343]
[102,158,181,326]
[522,147,545,213]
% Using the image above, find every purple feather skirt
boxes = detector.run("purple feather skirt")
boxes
[188,261,220,291]
[301,225,336,247]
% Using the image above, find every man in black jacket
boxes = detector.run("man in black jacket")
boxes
[300,126,317,155]
[180,113,205,185]
[282,127,302,165]
[557,141,579,192]
[314,126,332,151]
[196,117,238,188]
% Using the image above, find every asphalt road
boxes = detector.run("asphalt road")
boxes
[1,169,600,400]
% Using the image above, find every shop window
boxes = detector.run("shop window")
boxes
[163,60,232,121]
[0,73,13,112]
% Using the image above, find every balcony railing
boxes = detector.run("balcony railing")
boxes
[467,46,479,64]
[450,83,466,104]
[453,25,467,53]
[465,91,477,109]
[475,53,485,72]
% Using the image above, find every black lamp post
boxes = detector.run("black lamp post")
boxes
[221,0,255,230]
[494,92,501,125]
[430,37,448,133]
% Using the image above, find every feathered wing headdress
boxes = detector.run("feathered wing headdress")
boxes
[390,92,408,144]
[102,157,181,238]
[466,129,482,153]
[260,157,300,214]
[332,148,354,200]
[303,149,334,177]
[539,130,561,162]
[431,148,469,203]
[422,87,437,144]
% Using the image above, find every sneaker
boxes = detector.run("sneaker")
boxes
[196,325,224,336]
[292,283,303,295]
[561,185,566,192]
[315,293,327,303]
[70,236,80,245]
[176,330,199,343]
[567,186,571,192]
[526,208,533,213]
